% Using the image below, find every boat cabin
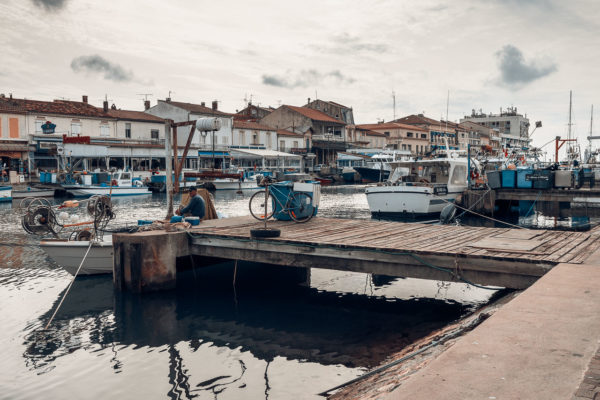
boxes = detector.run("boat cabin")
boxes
[389,160,468,187]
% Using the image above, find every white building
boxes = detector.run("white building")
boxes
[460,107,530,148]
[232,120,278,149]
[145,99,233,168]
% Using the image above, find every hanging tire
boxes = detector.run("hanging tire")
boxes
[287,192,314,223]
[249,190,275,221]
[250,228,281,238]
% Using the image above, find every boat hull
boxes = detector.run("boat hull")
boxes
[63,185,150,197]
[366,185,462,217]
[40,238,113,275]
[211,180,260,190]
[0,186,11,202]
[12,188,55,199]
[354,167,390,183]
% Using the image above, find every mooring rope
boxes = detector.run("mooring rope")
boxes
[44,240,94,329]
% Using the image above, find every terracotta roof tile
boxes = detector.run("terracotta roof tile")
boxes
[365,129,386,137]
[103,109,165,123]
[0,98,109,118]
[233,120,276,131]
[393,114,442,126]
[356,122,428,132]
[285,105,345,124]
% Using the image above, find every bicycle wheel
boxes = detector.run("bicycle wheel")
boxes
[249,190,275,221]
[287,192,314,222]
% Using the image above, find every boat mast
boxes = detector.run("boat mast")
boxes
[568,90,573,159]
[589,104,594,159]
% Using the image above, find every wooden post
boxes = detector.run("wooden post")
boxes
[165,120,174,219]
[174,124,196,194]
[173,126,179,194]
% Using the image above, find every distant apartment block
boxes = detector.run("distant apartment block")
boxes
[460,107,530,148]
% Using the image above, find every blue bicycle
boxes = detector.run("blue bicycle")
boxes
[249,178,315,223]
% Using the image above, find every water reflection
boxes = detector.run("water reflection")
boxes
[25,263,471,372]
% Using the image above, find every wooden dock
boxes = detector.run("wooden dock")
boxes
[112,216,600,293]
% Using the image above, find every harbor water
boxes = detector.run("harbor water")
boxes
[0,185,551,399]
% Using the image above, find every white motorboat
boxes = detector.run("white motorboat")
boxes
[40,235,113,275]
[12,187,55,199]
[63,171,150,197]
[366,153,475,218]
[0,185,11,202]
[211,177,261,190]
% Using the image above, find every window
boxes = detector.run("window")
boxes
[9,118,19,138]
[384,131,390,137]
[239,131,245,146]
[421,133,427,139]
[151,129,159,140]
[35,120,43,134]
[450,165,467,185]
[266,132,271,149]
[71,121,82,135]
[280,140,285,150]
[125,123,131,138]
[407,132,413,138]
[407,144,412,151]
[100,124,110,137]
[293,140,299,148]
[221,136,228,144]
[402,144,406,150]
[252,132,258,145]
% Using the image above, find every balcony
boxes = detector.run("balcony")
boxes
[312,134,345,142]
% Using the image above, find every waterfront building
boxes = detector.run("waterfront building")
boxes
[459,120,502,155]
[394,114,462,152]
[145,98,233,169]
[460,107,530,148]
[304,98,355,125]
[232,120,277,150]
[0,94,167,174]
[355,122,430,155]
[235,102,275,122]
[260,105,346,165]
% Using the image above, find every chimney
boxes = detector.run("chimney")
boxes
[166,97,171,102]
[9,93,12,99]
[144,100,150,110]
[82,95,88,104]
[201,102,205,107]
[103,100,108,112]
[307,97,311,104]
[212,100,218,111]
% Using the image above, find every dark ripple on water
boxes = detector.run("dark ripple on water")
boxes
[0,188,499,399]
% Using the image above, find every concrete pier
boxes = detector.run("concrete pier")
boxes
[384,261,600,399]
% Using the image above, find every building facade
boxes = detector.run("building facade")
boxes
[260,105,346,165]
[304,99,355,125]
[356,122,430,154]
[460,107,530,148]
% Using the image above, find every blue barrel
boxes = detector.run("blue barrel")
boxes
[501,170,516,188]
[39,172,46,183]
[517,168,534,189]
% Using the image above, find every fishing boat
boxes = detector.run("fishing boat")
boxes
[40,235,113,275]
[0,185,11,202]
[62,171,150,197]
[11,187,55,199]
[354,151,412,183]
[366,151,475,218]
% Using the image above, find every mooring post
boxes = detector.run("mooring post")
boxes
[112,231,189,293]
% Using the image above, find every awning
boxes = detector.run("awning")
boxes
[198,151,230,157]
[230,148,301,159]
[0,144,29,152]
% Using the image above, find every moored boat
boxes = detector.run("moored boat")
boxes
[366,153,475,218]
[0,185,11,202]
[12,187,55,199]
[40,235,114,275]
[62,171,150,197]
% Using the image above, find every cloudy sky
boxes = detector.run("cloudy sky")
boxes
[1,0,599,154]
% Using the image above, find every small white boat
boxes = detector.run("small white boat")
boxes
[11,187,55,199]
[63,171,150,197]
[0,185,11,202]
[40,235,113,275]
[211,178,261,190]
[366,152,475,218]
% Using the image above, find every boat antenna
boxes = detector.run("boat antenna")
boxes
[589,104,594,158]
[392,90,396,121]
[445,89,449,132]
